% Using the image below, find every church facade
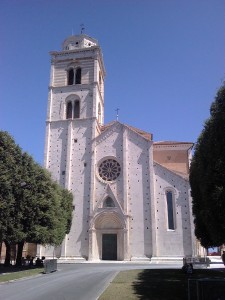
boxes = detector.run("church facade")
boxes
[39,34,196,261]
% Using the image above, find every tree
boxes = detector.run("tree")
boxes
[190,84,225,248]
[0,131,23,265]
[0,131,73,266]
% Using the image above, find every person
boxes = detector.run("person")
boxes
[29,257,34,266]
[221,251,225,266]
[21,257,25,266]
[182,262,193,274]
[186,263,193,274]
[36,257,43,267]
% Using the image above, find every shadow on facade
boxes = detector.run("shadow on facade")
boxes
[138,146,152,259]
[79,122,93,259]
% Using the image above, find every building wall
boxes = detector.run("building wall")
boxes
[52,59,94,87]
[44,117,96,258]
[42,121,195,260]
[153,163,193,257]
[126,129,152,258]
[153,149,189,174]
[41,35,196,261]
[93,123,153,260]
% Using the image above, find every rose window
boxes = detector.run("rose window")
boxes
[98,159,121,182]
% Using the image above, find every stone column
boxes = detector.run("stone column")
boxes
[123,227,130,261]
[88,229,96,261]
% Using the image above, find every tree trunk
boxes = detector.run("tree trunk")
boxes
[0,242,2,260]
[16,241,25,267]
[4,241,11,266]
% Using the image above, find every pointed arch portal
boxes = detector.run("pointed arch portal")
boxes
[90,211,128,261]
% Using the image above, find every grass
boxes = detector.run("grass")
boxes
[99,268,225,300]
[0,265,44,283]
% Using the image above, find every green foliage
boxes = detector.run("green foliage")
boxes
[0,131,73,249]
[190,84,225,247]
[0,131,23,243]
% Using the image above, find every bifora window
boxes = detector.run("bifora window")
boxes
[166,190,175,230]
[67,67,82,85]
[98,159,121,182]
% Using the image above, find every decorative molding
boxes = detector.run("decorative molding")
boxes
[96,122,122,145]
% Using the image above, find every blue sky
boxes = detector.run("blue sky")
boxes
[1,0,225,164]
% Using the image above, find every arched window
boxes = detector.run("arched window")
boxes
[98,103,101,124]
[166,190,175,230]
[66,101,72,119]
[103,197,115,208]
[68,68,74,85]
[74,100,80,118]
[75,68,81,84]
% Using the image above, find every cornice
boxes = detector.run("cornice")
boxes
[46,116,96,124]
[50,45,99,56]
[48,83,92,91]
[153,143,193,151]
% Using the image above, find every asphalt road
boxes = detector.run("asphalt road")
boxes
[0,262,181,300]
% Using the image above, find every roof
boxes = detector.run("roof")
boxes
[154,141,193,146]
[125,124,152,141]
[153,141,193,151]
[62,34,98,50]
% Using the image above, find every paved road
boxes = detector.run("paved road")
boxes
[0,263,181,300]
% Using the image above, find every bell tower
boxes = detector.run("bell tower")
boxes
[46,34,105,126]
[42,34,106,259]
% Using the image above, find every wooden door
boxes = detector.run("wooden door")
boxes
[102,234,117,260]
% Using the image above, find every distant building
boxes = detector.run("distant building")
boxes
[39,34,197,261]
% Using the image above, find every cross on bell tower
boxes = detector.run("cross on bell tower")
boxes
[80,24,85,34]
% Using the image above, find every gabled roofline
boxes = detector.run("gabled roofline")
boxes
[100,121,152,141]
[154,161,189,181]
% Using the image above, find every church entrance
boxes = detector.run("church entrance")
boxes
[102,234,117,260]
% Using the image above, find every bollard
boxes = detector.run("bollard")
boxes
[43,259,57,274]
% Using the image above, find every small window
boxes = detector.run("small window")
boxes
[103,197,115,208]
[74,100,80,118]
[66,101,72,119]
[166,191,175,230]
[75,68,81,84]
[99,71,102,85]
[68,68,74,85]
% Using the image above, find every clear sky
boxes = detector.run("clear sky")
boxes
[1,0,225,164]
